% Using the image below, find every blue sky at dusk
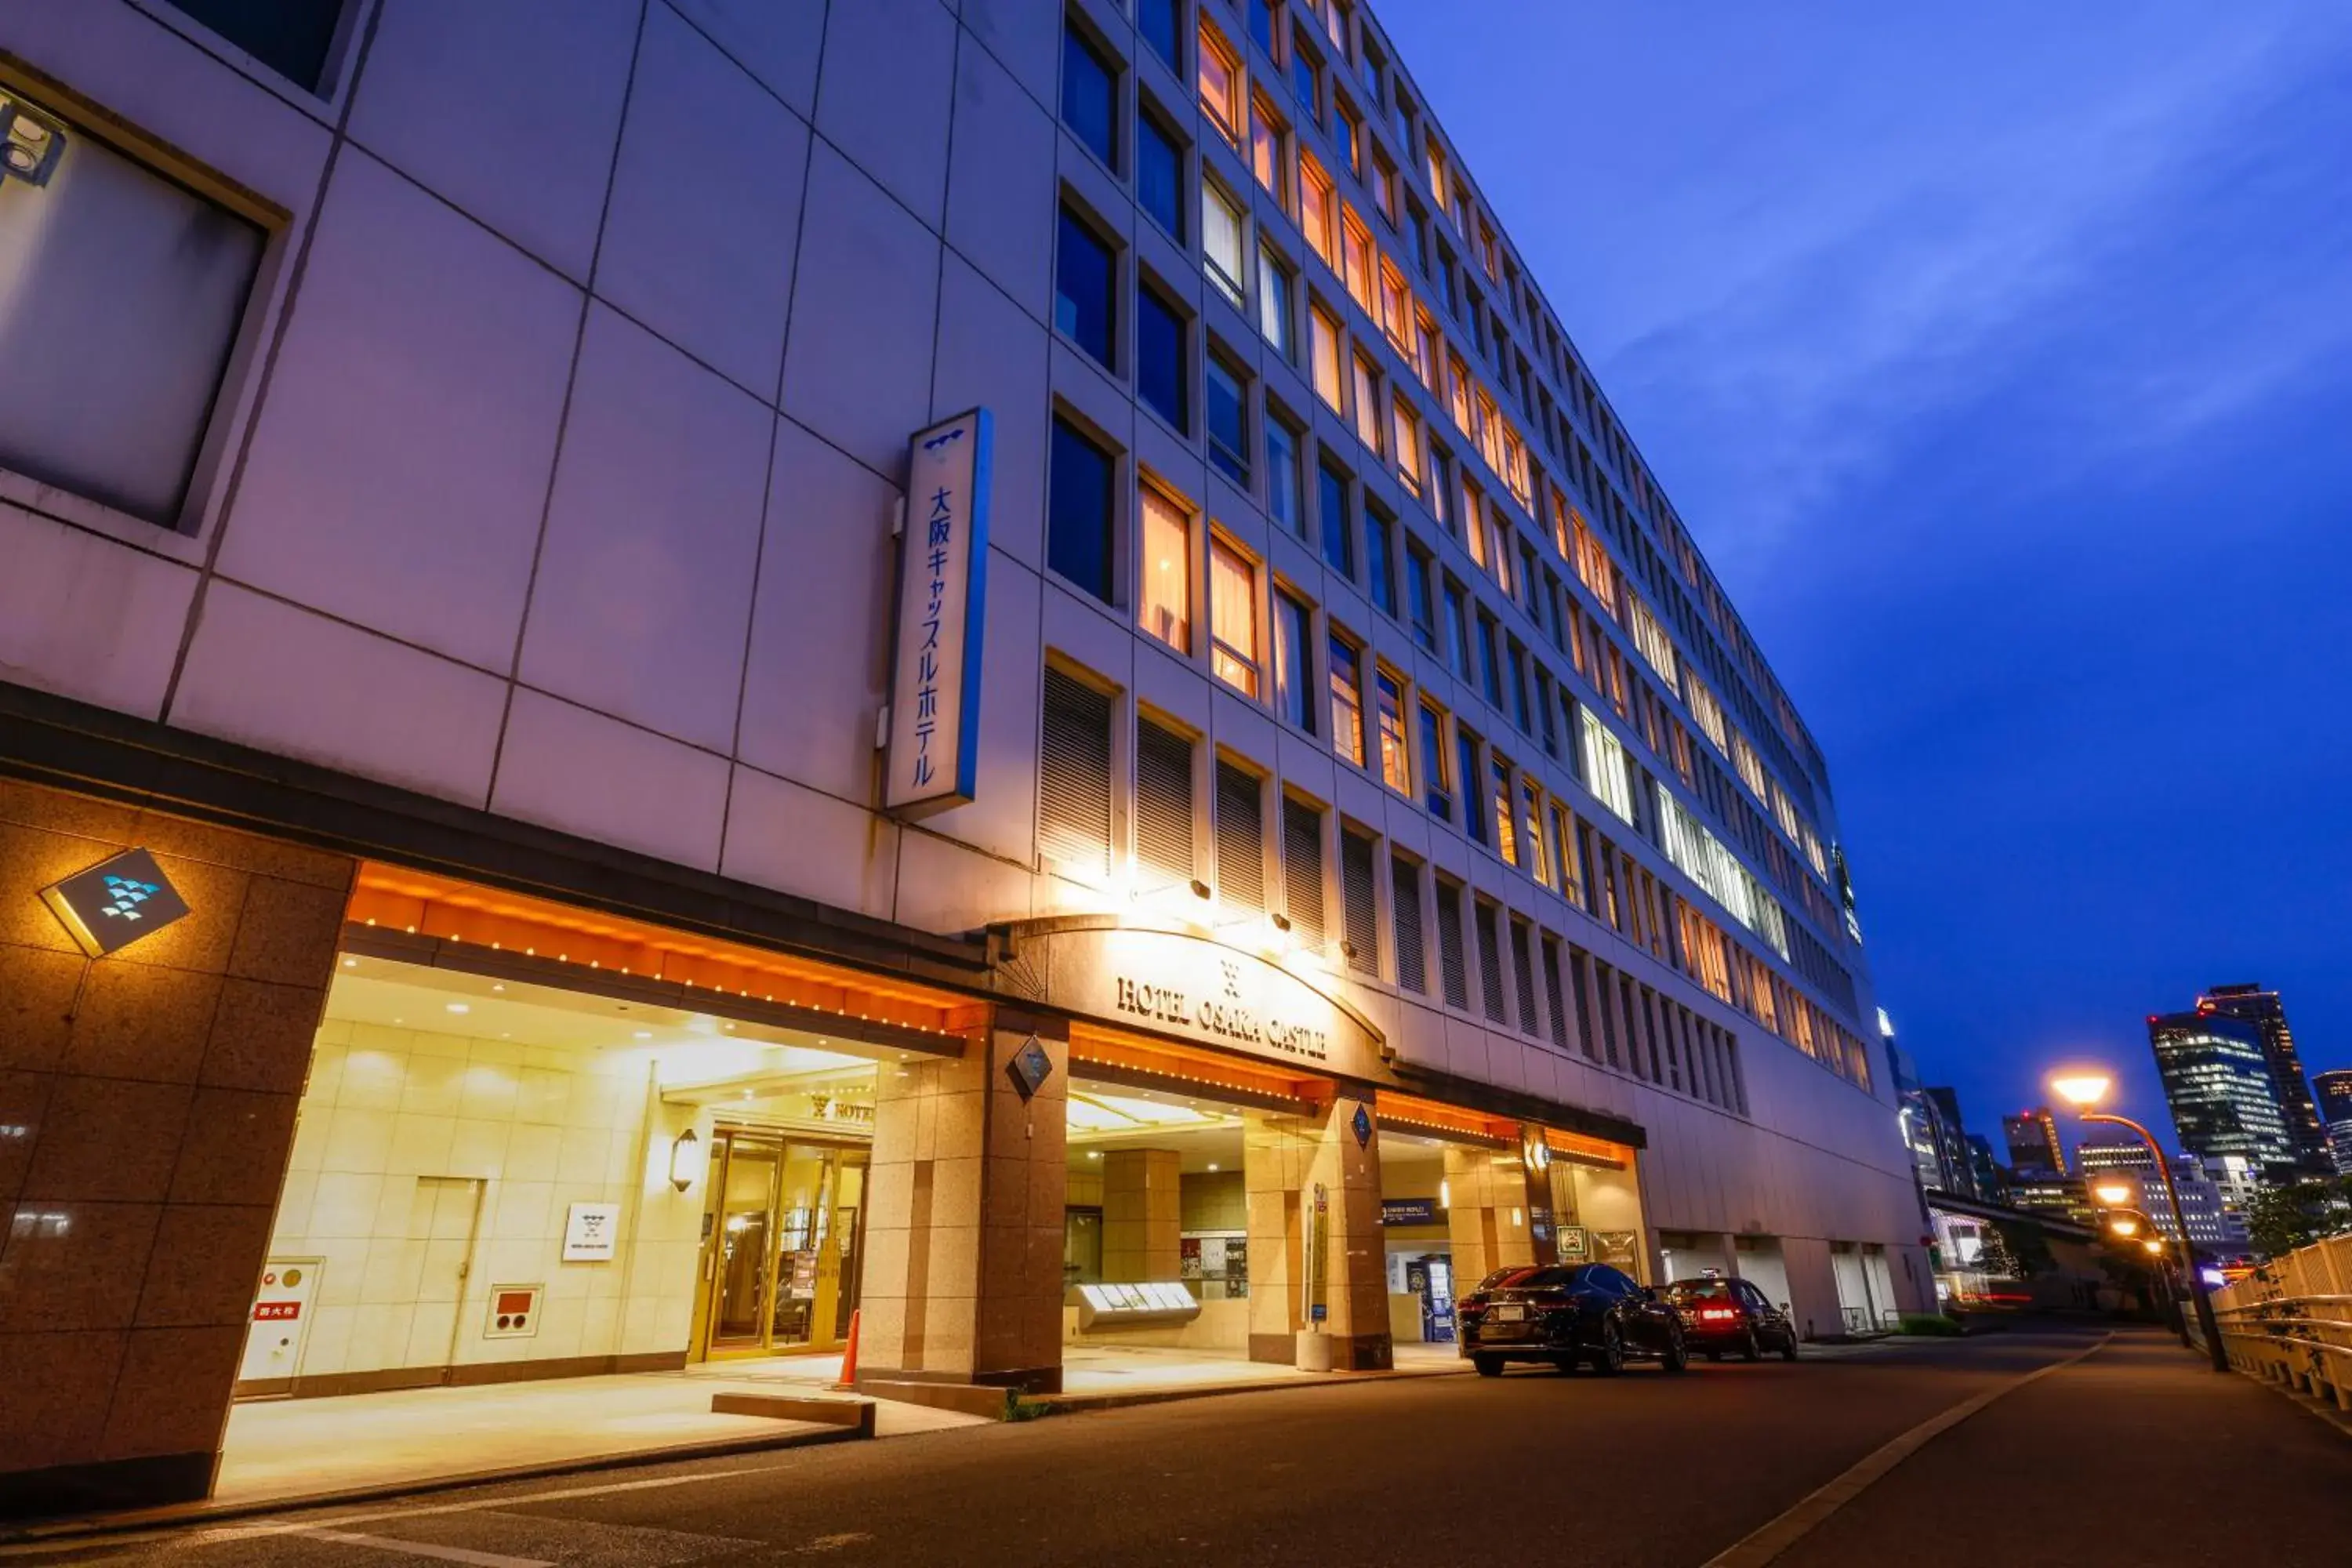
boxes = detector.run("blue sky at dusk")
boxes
[1377,2,2352,1150]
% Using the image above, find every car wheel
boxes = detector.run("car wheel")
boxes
[1740,1327,1761,1363]
[1473,1354,1504,1377]
[1660,1330,1688,1375]
[1780,1331,1801,1363]
[1590,1322,1625,1376]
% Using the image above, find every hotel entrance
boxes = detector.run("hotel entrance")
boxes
[692,1131,868,1359]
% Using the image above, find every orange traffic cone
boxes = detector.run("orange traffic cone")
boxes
[829,1308,862,1392]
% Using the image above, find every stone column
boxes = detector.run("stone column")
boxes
[0,779,354,1515]
[856,1010,1066,1394]
[1443,1142,1540,1289]
[1100,1149,1180,1281]
[1243,1089,1390,1370]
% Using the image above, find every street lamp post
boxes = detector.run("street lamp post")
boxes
[2051,1071,2228,1372]
[2101,1207,2183,1339]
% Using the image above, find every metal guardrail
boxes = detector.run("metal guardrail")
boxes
[2208,1292,2352,1407]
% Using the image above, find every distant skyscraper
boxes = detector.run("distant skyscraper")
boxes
[2198,984,2330,1178]
[2077,1132,2249,1252]
[2315,1069,2352,1178]
[2002,1107,2067,1178]
[1922,1087,1978,1198]
[1884,1033,1947,1201]
[1965,1135,2010,1205]
[2147,1011,2300,1181]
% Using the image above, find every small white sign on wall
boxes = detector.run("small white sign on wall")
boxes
[562,1202,621,1262]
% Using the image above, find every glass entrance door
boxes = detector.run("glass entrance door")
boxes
[697,1130,869,1359]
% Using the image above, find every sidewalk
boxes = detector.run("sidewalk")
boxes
[3,1340,1469,1540]
[1779,1327,2352,1566]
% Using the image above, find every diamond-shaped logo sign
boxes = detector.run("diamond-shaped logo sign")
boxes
[1351,1104,1374,1149]
[41,848,192,957]
[1006,1033,1054,1101]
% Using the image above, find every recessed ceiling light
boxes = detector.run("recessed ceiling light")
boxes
[341,958,358,969]
[445,1003,470,1014]
[634,1030,652,1040]
[1087,1151,1101,1160]
[492,984,505,994]
[392,1018,404,1025]
[1207,1163,1220,1172]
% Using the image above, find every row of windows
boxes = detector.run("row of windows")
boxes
[1042,220,1859,1021]
[1169,0,1833,812]
[1037,658,1864,1098]
[1055,8,1842,921]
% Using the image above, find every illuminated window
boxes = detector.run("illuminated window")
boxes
[1202,181,1246,309]
[1309,304,1344,410]
[1210,535,1260,697]
[1300,153,1338,264]
[1492,757,1518,867]
[1138,485,1192,652]
[1390,396,1422,495]
[1250,93,1289,209]
[1629,598,1677,691]
[1381,260,1414,358]
[1198,21,1243,143]
[1581,708,1637,825]
[1341,208,1376,314]
[1686,673,1728,753]
[1521,780,1548,886]
[1425,142,1446,206]
[1329,633,1366,766]
[1446,350,1474,434]
[1415,306,1441,390]
[1350,350,1382,456]
[1375,670,1410,793]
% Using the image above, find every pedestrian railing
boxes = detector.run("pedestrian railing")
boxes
[2207,1285,2352,1411]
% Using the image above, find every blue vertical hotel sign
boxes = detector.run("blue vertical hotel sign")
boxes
[885,408,992,818]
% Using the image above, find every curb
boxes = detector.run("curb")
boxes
[1022,1359,1471,1417]
[0,1423,864,1548]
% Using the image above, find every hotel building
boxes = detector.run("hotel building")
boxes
[0,0,1925,1515]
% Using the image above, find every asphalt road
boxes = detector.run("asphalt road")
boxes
[13,1325,2347,1568]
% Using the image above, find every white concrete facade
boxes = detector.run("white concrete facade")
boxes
[0,0,1929,1341]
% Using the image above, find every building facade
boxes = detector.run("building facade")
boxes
[2002,1106,2065,1178]
[2075,1134,2249,1254]
[2315,1069,2352,1178]
[1922,1087,1978,1199]
[2196,984,2329,1179]
[2147,1011,2299,1181]
[0,0,1925,1516]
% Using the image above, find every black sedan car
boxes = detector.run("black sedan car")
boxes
[1457,1263,1687,1376]
[1663,1276,1801,1361]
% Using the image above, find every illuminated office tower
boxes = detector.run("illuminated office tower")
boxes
[2197,984,2330,1179]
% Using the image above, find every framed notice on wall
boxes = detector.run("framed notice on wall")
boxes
[562,1202,620,1262]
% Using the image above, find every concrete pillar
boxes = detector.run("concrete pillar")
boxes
[1244,1090,1390,1370]
[0,779,354,1515]
[856,1011,1066,1394]
[1443,1143,1538,1291]
[1101,1149,1180,1281]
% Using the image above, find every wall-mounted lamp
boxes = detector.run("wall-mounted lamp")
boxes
[668,1127,706,1192]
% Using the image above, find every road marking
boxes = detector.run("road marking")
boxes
[1699,1335,2111,1568]
[0,1468,764,1559]
[280,1528,551,1568]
